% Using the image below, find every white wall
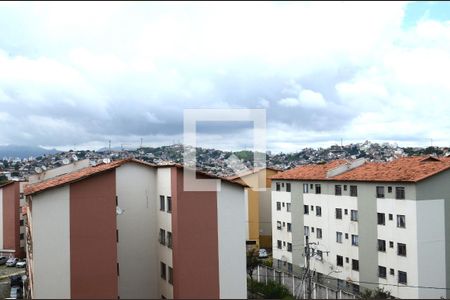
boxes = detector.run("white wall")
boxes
[32,186,71,299]
[116,163,159,299]
[217,182,247,299]
[156,167,173,299]
[417,199,446,299]
[304,193,359,282]
[272,191,293,264]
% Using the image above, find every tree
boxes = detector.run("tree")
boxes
[247,247,259,292]
[0,174,7,185]
[359,287,393,299]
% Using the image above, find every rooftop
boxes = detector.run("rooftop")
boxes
[271,156,450,183]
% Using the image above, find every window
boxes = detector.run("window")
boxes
[167,232,172,249]
[277,260,282,268]
[288,263,293,272]
[389,241,394,248]
[277,221,282,230]
[378,239,386,252]
[303,184,309,193]
[336,232,343,243]
[304,226,309,236]
[168,267,173,285]
[283,222,285,227]
[345,233,348,239]
[310,184,314,189]
[311,205,314,211]
[282,202,285,207]
[377,213,385,225]
[286,203,291,212]
[352,259,359,271]
[287,223,292,232]
[287,243,292,252]
[388,186,393,193]
[335,208,342,219]
[350,210,358,221]
[336,255,343,267]
[335,185,342,196]
[167,197,172,213]
[396,187,405,199]
[277,240,282,249]
[378,266,387,278]
[316,250,323,261]
[311,227,314,233]
[316,228,322,239]
[315,184,321,194]
[283,241,286,246]
[398,271,407,284]
[350,185,358,197]
[316,206,322,216]
[276,202,281,211]
[344,185,347,191]
[161,262,166,279]
[390,268,395,276]
[159,229,166,245]
[282,183,285,187]
[276,183,281,191]
[19,219,24,226]
[304,205,309,215]
[351,234,359,246]
[160,195,165,211]
[389,213,393,221]
[344,209,348,215]
[397,215,406,228]
[397,243,407,256]
[376,186,385,198]
[286,183,291,192]
[20,233,24,240]
[345,257,349,263]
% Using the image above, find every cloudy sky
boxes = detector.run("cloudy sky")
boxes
[1,1,450,152]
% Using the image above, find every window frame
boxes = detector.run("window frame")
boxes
[378,266,387,279]
[315,184,321,194]
[316,206,322,216]
[377,213,386,225]
[398,271,407,285]
[167,196,172,213]
[350,185,358,197]
[335,185,342,196]
[376,186,385,198]
[160,195,165,211]
[352,259,359,271]
[395,187,405,199]
[397,214,406,228]
[336,255,343,267]
[397,243,407,257]
[336,231,343,243]
[161,262,167,280]
[286,183,291,192]
[351,234,359,246]
[335,208,342,219]
[378,239,386,252]
[350,210,358,222]
[316,228,322,239]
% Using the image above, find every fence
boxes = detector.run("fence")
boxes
[255,265,357,299]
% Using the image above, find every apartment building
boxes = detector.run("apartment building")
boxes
[0,181,26,258]
[24,158,247,299]
[229,168,280,249]
[271,156,450,299]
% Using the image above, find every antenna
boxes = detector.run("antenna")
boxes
[102,158,111,164]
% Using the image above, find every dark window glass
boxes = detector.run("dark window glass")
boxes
[350,185,358,197]
[167,196,172,213]
[316,206,322,216]
[352,259,359,271]
[276,202,281,211]
[336,255,343,267]
[304,205,309,215]
[378,239,386,252]
[276,183,281,191]
[389,213,393,220]
[168,267,173,284]
[377,213,385,225]
[315,184,321,194]
[160,195,165,211]
[287,223,292,232]
[390,268,395,275]
[396,187,405,199]
[287,243,292,252]
[397,215,406,228]
[335,185,342,196]
[389,241,394,248]
[398,243,407,256]
[388,186,393,193]
[159,229,166,245]
[335,208,342,219]
[167,232,172,249]
[161,262,166,279]
[286,183,291,192]
[398,271,407,284]
[316,228,322,239]
[277,240,282,249]
[376,186,385,198]
[351,210,358,221]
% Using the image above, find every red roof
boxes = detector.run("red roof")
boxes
[25,159,246,196]
[271,156,450,183]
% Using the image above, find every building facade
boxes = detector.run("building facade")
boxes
[271,156,450,299]
[0,181,26,258]
[24,159,247,299]
[229,168,280,249]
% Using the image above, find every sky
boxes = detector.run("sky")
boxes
[0,1,450,153]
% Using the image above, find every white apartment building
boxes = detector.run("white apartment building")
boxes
[271,156,450,299]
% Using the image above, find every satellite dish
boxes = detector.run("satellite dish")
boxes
[103,158,111,164]
[72,154,78,161]
[89,160,97,166]
[62,158,70,165]
[34,167,42,174]
[41,165,47,171]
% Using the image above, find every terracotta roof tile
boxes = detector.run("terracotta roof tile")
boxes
[272,156,450,183]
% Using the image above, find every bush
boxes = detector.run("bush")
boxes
[248,279,293,299]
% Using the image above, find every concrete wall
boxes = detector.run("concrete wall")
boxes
[32,186,71,299]
[116,163,159,299]
[157,167,173,299]
[217,182,247,298]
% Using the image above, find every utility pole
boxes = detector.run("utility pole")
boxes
[305,235,312,300]
[108,140,111,154]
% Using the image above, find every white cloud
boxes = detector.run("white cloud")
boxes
[279,86,327,108]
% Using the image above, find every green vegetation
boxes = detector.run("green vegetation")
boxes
[247,248,259,291]
[248,279,294,299]
[359,287,393,299]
